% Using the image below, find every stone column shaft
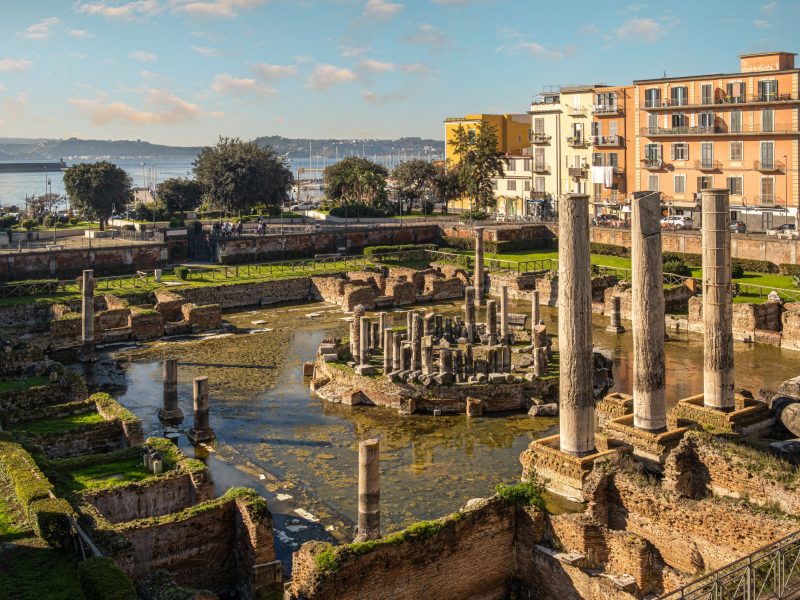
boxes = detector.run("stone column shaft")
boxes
[500,286,510,343]
[632,191,666,431]
[475,227,485,304]
[606,296,625,334]
[464,286,476,342]
[81,269,95,357]
[158,358,183,423]
[188,376,214,443]
[558,194,595,456]
[411,313,423,371]
[406,311,413,336]
[392,334,402,371]
[383,329,394,375]
[356,439,380,541]
[486,299,498,345]
[359,318,370,366]
[531,290,540,331]
[702,189,735,410]
[378,312,387,348]
[421,336,434,375]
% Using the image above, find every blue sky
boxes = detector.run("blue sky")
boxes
[0,0,797,145]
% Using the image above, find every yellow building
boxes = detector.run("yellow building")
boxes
[444,114,531,212]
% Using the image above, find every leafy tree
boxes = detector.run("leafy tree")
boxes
[63,161,132,230]
[392,159,437,214]
[448,121,505,212]
[193,137,294,214]
[323,157,388,206]
[156,178,204,213]
[431,162,462,215]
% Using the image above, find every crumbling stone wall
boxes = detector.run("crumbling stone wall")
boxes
[485,271,539,300]
[688,296,783,342]
[781,302,800,351]
[310,275,346,304]
[177,277,314,308]
[342,283,377,312]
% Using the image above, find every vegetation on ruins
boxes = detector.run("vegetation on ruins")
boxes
[194,137,294,214]
[447,121,505,212]
[0,375,49,393]
[78,557,138,600]
[63,161,133,231]
[156,177,204,213]
[495,481,548,511]
[91,392,139,425]
[392,159,437,213]
[6,412,105,435]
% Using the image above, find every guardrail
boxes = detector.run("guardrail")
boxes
[658,529,800,599]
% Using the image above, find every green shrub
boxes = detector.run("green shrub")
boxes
[78,557,138,600]
[91,392,138,424]
[21,219,36,231]
[442,235,500,253]
[363,244,436,258]
[731,263,745,279]
[663,261,692,278]
[460,208,489,221]
[0,438,54,507]
[662,251,702,268]
[174,266,190,281]
[733,258,779,274]
[329,202,396,218]
[168,216,184,228]
[590,242,630,257]
[495,481,547,511]
[69,217,80,225]
[28,497,74,548]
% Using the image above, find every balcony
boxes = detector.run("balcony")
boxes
[754,159,785,172]
[568,166,587,179]
[640,125,798,137]
[643,93,800,111]
[695,159,722,171]
[568,105,586,116]
[641,158,664,170]
[532,162,550,174]
[591,135,624,147]
[530,190,550,200]
[531,132,551,144]
[592,104,622,115]
[755,195,777,207]
[567,136,589,147]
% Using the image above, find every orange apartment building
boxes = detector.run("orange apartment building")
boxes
[634,51,800,231]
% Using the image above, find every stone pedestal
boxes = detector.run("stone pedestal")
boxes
[81,269,95,360]
[438,348,454,385]
[605,414,693,472]
[606,295,625,333]
[673,394,774,435]
[158,358,184,424]
[355,439,380,542]
[187,376,215,444]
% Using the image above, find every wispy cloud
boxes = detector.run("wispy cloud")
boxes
[128,50,158,62]
[496,28,576,59]
[212,74,275,97]
[363,0,403,19]
[171,0,270,18]
[359,59,395,73]
[340,45,369,59]
[760,0,777,15]
[753,19,771,28]
[21,17,61,40]
[191,46,221,57]
[69,88,208,125]
[405,23,450,46]
[0,92,30,126]
[251,63,298,82]
[0,58,33,72]
[307,64,359,90]
[614,16,678,42]
[361,89,407,104]
[68,28,93,38]
[75,1,162,20]
[626,3,646,12]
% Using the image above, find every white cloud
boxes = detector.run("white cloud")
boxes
[753,19,771,28]
[191,46,221,57]
[340,46,368,59]
[212,73,276,97]
[361,89,407,104]
[251,63,297,81]
[431,0,473,4]
[68,28,93,38]
[0,58,33,72]
[401,63,431,75]
[363,0,403,19]
[293,55,313,63]
[21,17,61,40]
[405,23,449,46]
[614,17,675,42]
[760,1,778,15]
[359,59,395,73]
[497,36,576,60]
[307,64,358,90]
[76,1,162,20]
[171,0,270,18]
[128,50,158,62]
[626,3,646,11]
[69,88,205,125]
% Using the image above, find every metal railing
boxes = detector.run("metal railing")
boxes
[641,125,797,136]
[645,93,800,110]
[591,135,624,146]
[531,133,552,144]
[754,160,786,172]
[659,529,800,599]
[695,159,723,171]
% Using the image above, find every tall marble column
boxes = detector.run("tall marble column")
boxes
[475,227,485,304]
[355,439,380,542]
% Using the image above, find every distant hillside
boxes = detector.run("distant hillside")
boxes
[0,135,445,161]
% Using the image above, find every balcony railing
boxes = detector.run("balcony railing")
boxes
[568,166,587,178]
[531,132,551,144]
[592,104,622,115]
[530,190,551,200]
[532,162,550,173]
[641,125,798,136]
[755,194,778,206]
[568,105,585,116]
[754,159,785,172]
[641,158,664,169]
[567,136,589,147]
[643,92,800,110]
[695,159,722,171]
[591,135,624,147]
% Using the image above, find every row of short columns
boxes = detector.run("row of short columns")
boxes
[158,358,215,444]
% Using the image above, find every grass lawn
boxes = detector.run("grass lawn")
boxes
[0,376,49,393]
[7,412,105,435]
[0,545,85,600]
[55,457,153,495]
[0,497,24,541]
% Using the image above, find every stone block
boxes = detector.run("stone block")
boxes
[466,397,484,417]
[528,403,558,417]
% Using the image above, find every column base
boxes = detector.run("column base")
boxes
[671,394,775,435]
[605,324,625,334]
[187,428,216,444]
[158,408,184,425]
[604,414,694,472]
[595,392,634,427]
[520,434,631,502]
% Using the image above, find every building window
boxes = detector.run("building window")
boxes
[758,79,778,102]
[609,121,618,139]
[699,111,715,131]
[523,158,531,172]
[697,176,713,190]
[672,113,688,128]
[592,152,603,166]
[726,81,745,103]
[535,177,545,192]
[730,141,743,162]
[761,177,775,204]
[727,176,743,196]
[645,143,661,160]
[507,180,517,191]
[647,113,658,131]
[674,174,686,194]
[507,159,515,171]
[608,153,618,168]
[701,83,713,105]
[762,108,774,133]
[524,181,531,191]
[534,118,544,133]
[645,88,661,108]
[761,141,774,169]
[700,142,714,168]
[648,175,659,191]
[671,142,689,161]
[671,86,688,106]
[730,110,742,133]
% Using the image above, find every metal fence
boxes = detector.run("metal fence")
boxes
[659,529,800,599]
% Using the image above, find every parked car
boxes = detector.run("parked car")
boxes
[593,214,623,227]
[290,203,314,211]
[767,223,796,236]
[730,220,747,234]
[660,216,695,230]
